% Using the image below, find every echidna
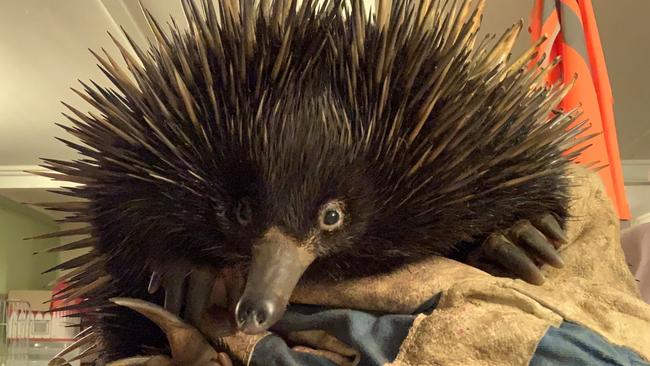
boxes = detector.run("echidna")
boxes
[37,0,589,363]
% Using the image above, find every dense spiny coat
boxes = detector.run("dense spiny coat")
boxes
[38,0,586,362]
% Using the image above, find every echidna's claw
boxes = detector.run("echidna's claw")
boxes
[473,212,568,285]
[532,213,568,246]
[110,297,231,366]
[510,220,564,268]
[185,267,218,324]
[483,232,545,285]
[148,271,162,294]
[161,263,191,316]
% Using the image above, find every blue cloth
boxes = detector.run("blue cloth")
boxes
[250,297,648,366]
[251,304,421,366]
[531,321,650,366]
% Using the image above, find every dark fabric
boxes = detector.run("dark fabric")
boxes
[252,335,339,366]
[531,321,650,366]
[249,299,438,366]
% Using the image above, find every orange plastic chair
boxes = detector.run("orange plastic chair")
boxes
[530,0,630,219]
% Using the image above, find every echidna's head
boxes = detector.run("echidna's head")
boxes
[89,80,418,335]
[207,90,390,334]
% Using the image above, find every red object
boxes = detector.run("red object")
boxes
[530,0,630,219]
[50,280,82,313]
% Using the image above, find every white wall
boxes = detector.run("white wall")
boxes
[0,0,140,166]
[0,0,647,219]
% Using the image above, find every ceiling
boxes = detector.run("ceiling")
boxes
[0,0,648,216]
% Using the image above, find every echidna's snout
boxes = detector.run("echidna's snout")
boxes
[235,227,316,334]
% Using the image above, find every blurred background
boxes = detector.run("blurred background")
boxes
[0,1,648,364]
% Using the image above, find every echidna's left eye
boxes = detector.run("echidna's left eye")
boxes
[319,201,345,231]
[324,210,340,225]
[236,198,253,226]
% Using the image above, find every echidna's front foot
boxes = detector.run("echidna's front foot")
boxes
[105,354,232,366]
[471,213,568,285]
[106,298,233,366]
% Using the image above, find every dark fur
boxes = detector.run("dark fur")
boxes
[40,0,585,362]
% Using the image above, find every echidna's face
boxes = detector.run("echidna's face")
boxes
[228,180,370,333]
[212,117,379,334]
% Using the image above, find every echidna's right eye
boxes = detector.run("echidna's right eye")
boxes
[319,201,345,231]
[236,198,253,226]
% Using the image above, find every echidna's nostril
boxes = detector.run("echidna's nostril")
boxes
[238,307,251,323]
[235,298,276,334]
[235,301,252,325]
[254,303,270,325]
